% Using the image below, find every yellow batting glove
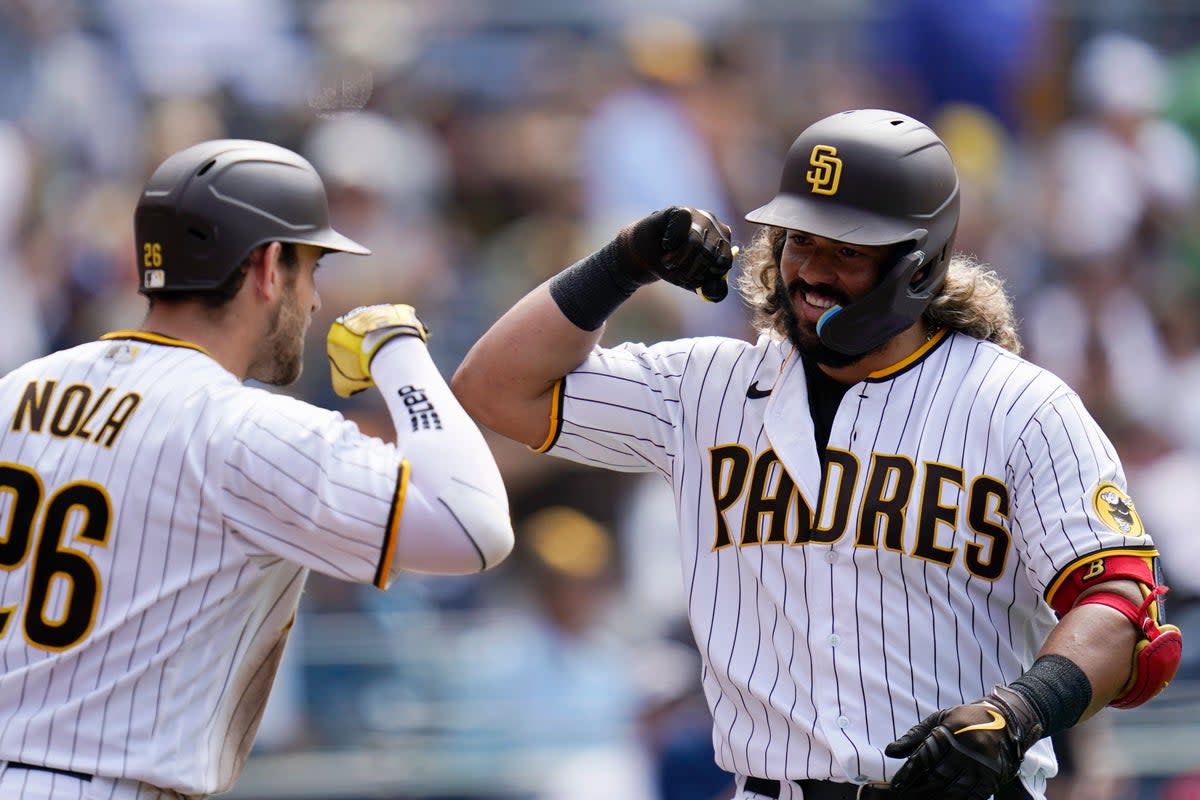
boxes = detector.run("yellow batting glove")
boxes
[326,304,430,398]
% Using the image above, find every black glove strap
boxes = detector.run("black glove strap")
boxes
[1007,654,1092,738]
[548,206,729,329]
[548,239,642,331]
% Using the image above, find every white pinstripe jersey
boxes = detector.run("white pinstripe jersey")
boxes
[0,333,410,796]
[539,329,1157,789]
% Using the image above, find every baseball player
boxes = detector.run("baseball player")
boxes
[0,140,514,799]
[452,109,1181,800]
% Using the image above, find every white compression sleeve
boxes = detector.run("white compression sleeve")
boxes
[370,335,514,577]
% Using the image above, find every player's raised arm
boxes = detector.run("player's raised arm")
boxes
[326,304,514,576]
[452,206,735,448]
[451,280,598,449]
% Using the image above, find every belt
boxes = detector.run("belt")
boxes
[745,776,889,799]
[745,775,1032,800]
[6,761,92,782]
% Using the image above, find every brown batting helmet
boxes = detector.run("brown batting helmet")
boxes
[746,109,960,355]
[134,139,370,294]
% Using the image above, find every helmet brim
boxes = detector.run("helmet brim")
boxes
[744,194,925,247]
[301,227,372,257]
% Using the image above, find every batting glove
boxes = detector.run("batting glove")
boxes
[327,303,429,398]
[618,206,737,302]
[885,685,1044,800]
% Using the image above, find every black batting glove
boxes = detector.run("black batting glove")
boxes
[885,685,1044,800]
[613,206,736,302]
[550,206,736,331]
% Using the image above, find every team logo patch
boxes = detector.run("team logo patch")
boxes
[104,343,140,364]
[1092,482,1144,536]
[806,145,842,195]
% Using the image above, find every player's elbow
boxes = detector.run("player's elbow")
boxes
[472,509,515,571]
[390,505,514,578]
[451,364,555,450]
[450,361,496,428]
[439,483,515,573]
[387,473,515,577]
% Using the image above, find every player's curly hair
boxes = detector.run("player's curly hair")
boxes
[736,226,1021,354]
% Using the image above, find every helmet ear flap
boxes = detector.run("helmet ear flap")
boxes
[816,247,926,355]
[907,252,941,298]
[909,261,931,292]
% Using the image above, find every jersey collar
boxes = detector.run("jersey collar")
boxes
[864,327,949,382]
[100,330,213,357]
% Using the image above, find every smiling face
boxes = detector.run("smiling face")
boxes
[774,230,897,367]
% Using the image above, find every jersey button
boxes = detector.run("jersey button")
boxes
[837,715,850,728]
[827,634,841,647]
[824,550,838,564]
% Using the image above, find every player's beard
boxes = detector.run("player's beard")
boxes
[251,280,307,386]
[774,276,866,369]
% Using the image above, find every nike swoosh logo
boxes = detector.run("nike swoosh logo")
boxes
[954,709,1006,735]
[747,381,772,399]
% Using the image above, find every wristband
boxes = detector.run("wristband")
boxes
[548,240,643,331]
[1007,654,1093,738]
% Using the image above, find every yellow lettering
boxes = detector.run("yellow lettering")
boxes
[742,450,794,546]
[11,381,57,432]
[49,385,91,438]
[964,476,1011,580]
[806,145,843,195]
[142,242,162,267]
[73,387,114,441]
[10,382,139,448]
[912,462,962,567]
[811,449,858,544]
[94,393,140,448]
[710,445,751,550]
[857,454,915,551]
[706,444,1013,580]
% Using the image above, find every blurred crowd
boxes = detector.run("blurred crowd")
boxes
[4,1,1200,798]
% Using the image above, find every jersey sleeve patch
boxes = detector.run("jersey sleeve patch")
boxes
[1093,481,1145,537]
